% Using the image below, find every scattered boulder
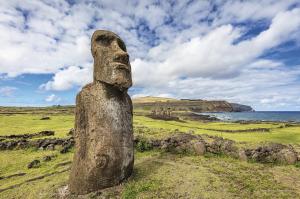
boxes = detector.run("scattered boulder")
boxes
[277,148,298,164]
[206,137,239,157]
[192,141,206,155]
[160,133,206,155]
[60,138,75,153]
[238,150,248,161]
[27,160,41,169]
[67,128,74,136]
[42,156,52,162]
[40,116,50,120]
[245,143,298,164]
[46,144,55,150]
[60,146,70,154]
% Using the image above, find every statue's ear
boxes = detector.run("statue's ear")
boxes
[96,154,109,169]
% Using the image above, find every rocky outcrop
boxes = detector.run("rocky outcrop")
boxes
[230,103,254,112]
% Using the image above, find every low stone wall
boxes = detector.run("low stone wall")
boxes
[134,132,300,165]
[0,130,54,139]
[0,137,74,153]
[1,130,298,165]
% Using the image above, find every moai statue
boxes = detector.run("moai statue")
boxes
[69,30,134,195]
[167,107,171,118]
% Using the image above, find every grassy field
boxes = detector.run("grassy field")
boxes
[0,114,74,138]
[0,113,300,198]
[134,116,300,145]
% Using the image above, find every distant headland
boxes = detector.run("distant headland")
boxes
[132,96,254,112]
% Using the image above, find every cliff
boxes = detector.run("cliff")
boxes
[133,97,254,112]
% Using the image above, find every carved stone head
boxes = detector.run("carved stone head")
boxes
[91,30,132,91]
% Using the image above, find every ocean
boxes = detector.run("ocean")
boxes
[199,111,300,122]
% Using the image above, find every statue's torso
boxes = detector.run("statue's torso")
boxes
[70,82,133,194]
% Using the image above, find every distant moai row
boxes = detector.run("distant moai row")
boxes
[151,106,174,119]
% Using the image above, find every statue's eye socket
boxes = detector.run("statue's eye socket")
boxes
[95,35,114,46]
[117,39,127,52]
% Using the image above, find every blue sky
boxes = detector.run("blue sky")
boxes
[0,0,300,110]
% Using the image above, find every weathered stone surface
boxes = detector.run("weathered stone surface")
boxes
[277,148,298,164]
[69,30,134,195]
[238,150,248,161]
[160,133,205,154]
[193,141,206,155]
[206,136,239,158]
[91,30,132,91]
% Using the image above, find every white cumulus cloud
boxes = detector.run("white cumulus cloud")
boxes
[0,0,299,109]
[45,94,61,102]
[40,66,92,91]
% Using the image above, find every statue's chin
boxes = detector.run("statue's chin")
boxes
[100,77,132,92]
[111,70,132,91]
[114,80,132,92]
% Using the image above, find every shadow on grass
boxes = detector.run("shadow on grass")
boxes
[122,151,166,199]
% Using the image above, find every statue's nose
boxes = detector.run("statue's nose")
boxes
[113,52,129,65]
[112,39,126,52]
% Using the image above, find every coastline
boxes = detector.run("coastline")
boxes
[197,111,300,123]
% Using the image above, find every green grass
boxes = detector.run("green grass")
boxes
[1,114,299,145]
[0,148,73,199]
[134,116,300,145]
[1,150,299,199]
[122,151,300,198]
[0,113,300,198]
[0,115,74,138]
